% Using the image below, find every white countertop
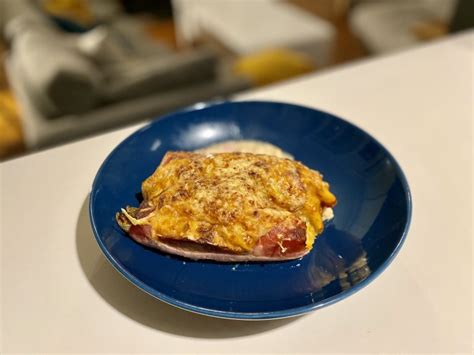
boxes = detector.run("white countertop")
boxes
[1,31,472,354]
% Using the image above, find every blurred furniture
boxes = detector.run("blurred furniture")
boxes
[349,0,457,53]
[2,1,249,149]
[2,31,472,353]
[173,0,336,67]
[288,0,367,65]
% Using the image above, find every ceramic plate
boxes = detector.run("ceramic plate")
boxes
[89,101,412,320]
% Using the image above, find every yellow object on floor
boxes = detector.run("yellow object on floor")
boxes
[234,48,315,86]
[0,90,24,159]
[412,20,448,41]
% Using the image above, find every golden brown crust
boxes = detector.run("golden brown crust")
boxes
[119,151,336,259]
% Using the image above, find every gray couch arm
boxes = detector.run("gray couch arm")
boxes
[102,48,218,102]
[6,54,250,149]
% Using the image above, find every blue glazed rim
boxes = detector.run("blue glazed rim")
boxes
[89,100,413,320]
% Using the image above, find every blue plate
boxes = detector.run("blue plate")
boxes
[89,101,412,320]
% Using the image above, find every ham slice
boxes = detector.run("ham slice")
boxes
[118,205,308,261]
[128,230,309,262]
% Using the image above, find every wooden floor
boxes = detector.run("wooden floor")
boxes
[0,2,367,160]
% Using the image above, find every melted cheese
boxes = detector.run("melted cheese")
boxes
[137,152,336,253]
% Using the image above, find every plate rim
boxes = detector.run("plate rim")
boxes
[89,100,413,320]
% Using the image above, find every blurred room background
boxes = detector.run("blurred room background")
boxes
[0,0,471,160]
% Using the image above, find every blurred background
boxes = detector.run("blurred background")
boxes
[0,0,471,160]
